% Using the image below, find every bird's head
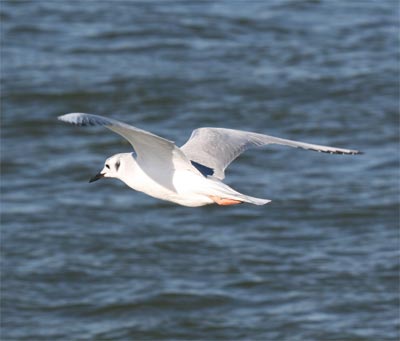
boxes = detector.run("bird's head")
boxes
[89,153,132,183]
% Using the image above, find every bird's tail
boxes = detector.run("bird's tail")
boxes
[206,181,271,206]
[238,194,271,206]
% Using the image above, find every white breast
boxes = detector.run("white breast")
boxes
[122,164,213,207]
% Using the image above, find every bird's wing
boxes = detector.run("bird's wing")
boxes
[58,113,200,190]
[181,127,361,180]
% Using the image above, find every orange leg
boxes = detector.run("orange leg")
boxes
[209,195,243,206]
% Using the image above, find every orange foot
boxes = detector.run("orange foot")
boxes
[209,195,243,206]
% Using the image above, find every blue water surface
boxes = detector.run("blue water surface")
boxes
[1,1,399,340]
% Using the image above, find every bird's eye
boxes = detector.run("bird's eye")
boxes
[115,160,120,171]
[105,164,110,169]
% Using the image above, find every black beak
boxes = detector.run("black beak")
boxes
[89,172,105,183]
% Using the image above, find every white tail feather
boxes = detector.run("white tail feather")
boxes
[205,180,271,206]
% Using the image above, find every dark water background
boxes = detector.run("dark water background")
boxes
[1,1,399,340]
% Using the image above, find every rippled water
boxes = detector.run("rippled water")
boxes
[1,1,399,340]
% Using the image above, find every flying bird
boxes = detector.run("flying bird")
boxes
[58,113,361,207]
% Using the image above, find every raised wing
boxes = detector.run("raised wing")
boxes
[181,127,361,180]
[58,113,199,190]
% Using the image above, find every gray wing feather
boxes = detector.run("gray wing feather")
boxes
[181,128,361,180]
[58,113,200,190]
[58,112,175,151]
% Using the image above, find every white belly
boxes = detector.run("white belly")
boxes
[172,170,216,206]
[123,166,215,207]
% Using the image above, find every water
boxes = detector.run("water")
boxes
[1,1,399,340]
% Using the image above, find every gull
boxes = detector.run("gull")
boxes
[58,113,361,207]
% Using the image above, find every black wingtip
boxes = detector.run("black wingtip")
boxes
[318,149,363,155]
[57,113,111,127]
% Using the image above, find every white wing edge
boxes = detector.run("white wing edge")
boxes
[186,127,362,155]
[58,112,174,144]
[258,134,362,155]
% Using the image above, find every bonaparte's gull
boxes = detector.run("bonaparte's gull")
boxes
[58,113,361,207]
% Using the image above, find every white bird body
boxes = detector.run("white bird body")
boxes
[58,113,361,207]
[102,153,267,207]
